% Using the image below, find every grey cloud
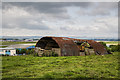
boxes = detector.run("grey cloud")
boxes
[2,2,72,20]
[92,17,118,34]
[3,22,50,30]
[25,20,51,30]
[91,2,117,16]
[60,26,69,31]
[0,2,1,7]
[2,2,94,30]
[2,2,93,14]
[2,2,118,38]
[65,20,76,25]
[78,2,118,16]
[98,2,118,9]
[3,15,51,30]
[22,24,50,30]
[2,2,117,17]
[2,2,92,8]
[0,2,2,23]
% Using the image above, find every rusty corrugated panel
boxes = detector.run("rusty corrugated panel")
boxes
[71,39,107,55]
[87,40,108,55]
[52,37,79,56]
[35,37,80,56]
[36,36,108,56]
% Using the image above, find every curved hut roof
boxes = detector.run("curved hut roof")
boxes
[36,37,79,56]
[72,39,107,55]
[36,36,108,56]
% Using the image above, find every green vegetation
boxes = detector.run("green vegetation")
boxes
[42,51,58,57]
[0,46,7,48]
[2,52,119,79]
[99,42,107,48]
[103,41,119,45]
[1,41,119,79]
[16,49,35,55]
[99,42,120,52]
[0,41,36,45]
[109,45,120,52]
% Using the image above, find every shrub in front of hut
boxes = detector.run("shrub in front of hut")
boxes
[109,45,120,52]
[41,51,58,57]
[16,49,35,55]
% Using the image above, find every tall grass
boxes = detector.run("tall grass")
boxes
[2,52,119,79]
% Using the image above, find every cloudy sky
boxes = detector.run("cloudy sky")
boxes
[2,2,118,38]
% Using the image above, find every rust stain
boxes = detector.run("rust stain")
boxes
[35,36,108,56]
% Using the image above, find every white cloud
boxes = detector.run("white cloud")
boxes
[2,2,118,38]
[77,2,118,16]
[0,2,2,36]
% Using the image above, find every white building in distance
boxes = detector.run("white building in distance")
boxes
[0,48,16,56]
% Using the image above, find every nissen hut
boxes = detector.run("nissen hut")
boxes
[35,36,108,56]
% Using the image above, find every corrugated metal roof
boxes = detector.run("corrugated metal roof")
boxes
[72,39,108,55]
[36,36,108,56]
[52,37,79,56]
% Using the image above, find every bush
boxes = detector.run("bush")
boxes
[42,53,45,57]
[42,51,58,57]
[0,54,6,56]
[51,51,58,57]
[42,73,53,79]
[45,53,49,57]
[16,49,27,54]
[34,53,39,56]
[4,54,9,56]
[99,42,107,48]
[29,49,35,54]
[20,49,27,54]
[25,50,30,55]
[100,42,113,53]
[109,45,120,52]
[16,49,20,54]
[16,49,35,55]
[106,47,111,52]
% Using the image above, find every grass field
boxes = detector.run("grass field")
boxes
[99,41,119,45]
[0,41,36,46]
[2,52,119,79]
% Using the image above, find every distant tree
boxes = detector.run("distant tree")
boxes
[29,49,35,54]
[26,49,30,55]
[20,49,27,54]
[16,49,20,54]
[99,42,112,52]
[16,49,36,55]
[2,38,6,40]
[109,45,120,52]
[14,39,19,40]
[99,42,107,48]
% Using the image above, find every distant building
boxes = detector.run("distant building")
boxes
[6,44,35,55]
[0,48,16,56]
[24,39,33,42]
[6,44,35,49]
